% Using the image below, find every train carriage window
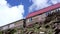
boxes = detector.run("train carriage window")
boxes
[57,8,60,12]
[2,26,8,30]
[46,11,51,16]
[58,8,60,10]
[29,18,32,22]
[27,18,32,22]
[9,24,15,28]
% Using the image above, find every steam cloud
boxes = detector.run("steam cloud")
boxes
[0,0,24,26]
[29,0,60,12]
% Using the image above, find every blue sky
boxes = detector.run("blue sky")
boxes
[0,0,60,26]
[6,0,32,17]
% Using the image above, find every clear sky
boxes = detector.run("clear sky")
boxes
[0,0,60,26]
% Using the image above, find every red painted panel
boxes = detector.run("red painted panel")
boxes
[26,3,60,19]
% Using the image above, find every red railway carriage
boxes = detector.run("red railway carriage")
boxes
[26,3,60,27]
[26,3,60,19]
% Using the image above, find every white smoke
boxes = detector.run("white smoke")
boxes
[29,0,60,12]
[0,0,24,26]
[51,0,60,4]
